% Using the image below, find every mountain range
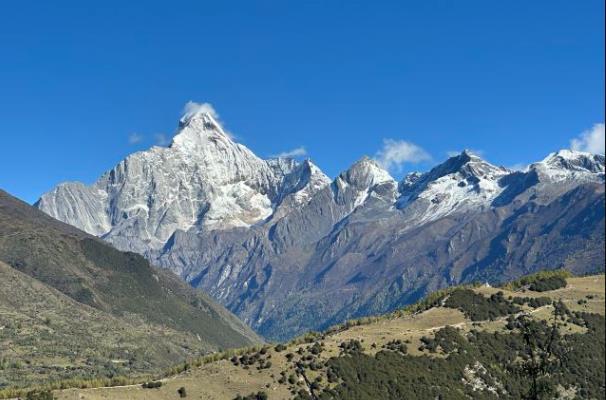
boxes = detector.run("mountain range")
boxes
[36,107,606,340]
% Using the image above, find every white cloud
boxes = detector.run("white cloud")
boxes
[273,146,308,158]
[128,133,143,144]
[507,163,528,172]
[154,133,171,146]
[570,123,605,154]
[375,139,431,172]
[181,101,236,139]
[182,101,219,121]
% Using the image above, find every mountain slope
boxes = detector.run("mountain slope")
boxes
[0,189,261,388]
[0,259,220,388]
[47,274,605,400]
[35,108,606,340]
[151,150,604,340]
[35,108,330,254]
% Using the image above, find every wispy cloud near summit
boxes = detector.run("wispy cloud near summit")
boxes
[273,146,308,158]
[128,133,143,145]
[154,133,171,146]
[181,101,236,139]
[570,123,605,154]
[182,101,219,121]
[375,139,431,172]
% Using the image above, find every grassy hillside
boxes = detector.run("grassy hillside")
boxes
[40,273,604,400]
[0,190,261,390]
[0,260,212,387]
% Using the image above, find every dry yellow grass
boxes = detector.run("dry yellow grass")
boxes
[476,275,605,314]
[51,275,604,400]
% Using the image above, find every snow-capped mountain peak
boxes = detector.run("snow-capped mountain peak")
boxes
[399,171,423,191]
[340,156,395,189]
[36,99,606,269]
[179,102,220,125]
[537,149,605,174]
[395,151,510,222]
[520,150,605,188]
[437,150,506,179]
[34,110,606,341]
[275,158,330,198]
[400,150,507,196]
[172,108,235,152]
[269,158,332,220]
[36,105,331,252]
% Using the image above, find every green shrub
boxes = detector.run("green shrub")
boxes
[529,276,567,292]
[142,381,162,389]
[322,311,605,399]
[512,296,552,308]
[25,390,55,400]
[234,391,268,400]
[382,339,408,354]
[444,289,519,321]
[339,340,363,354]
[502,269,572,291]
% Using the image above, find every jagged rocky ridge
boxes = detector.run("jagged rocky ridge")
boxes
[37,108,606,340]
[36,111,331,254]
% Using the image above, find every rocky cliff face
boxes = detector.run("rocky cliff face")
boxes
[36,108,330,255]
[37,110,606,340]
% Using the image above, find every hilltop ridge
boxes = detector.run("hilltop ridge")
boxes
[10,272,603,400]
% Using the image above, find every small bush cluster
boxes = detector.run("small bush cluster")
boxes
[233,391,268,400]
[320,308,605,399]
[288,331,323,346]
[511,296,552,308]
[162,344,268,377]
[274,343,287,352]
[420,326,467,354]
[502,269,571,291]
[141,381,162,389]
[339,340,363,355]
[308,342,324,355]
[444,289,519,321]
[284,341,326,375]
[529,276,567,292]
[25,390,55,400]
[382,339,408,354]
[230,347,272,370]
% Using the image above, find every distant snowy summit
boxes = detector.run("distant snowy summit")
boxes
[36,106,330,252]
[36,105,605,340]
[37,106,604,255]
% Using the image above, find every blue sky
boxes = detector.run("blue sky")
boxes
[0,1,604,203]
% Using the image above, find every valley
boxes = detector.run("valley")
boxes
[32,273,605,400]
